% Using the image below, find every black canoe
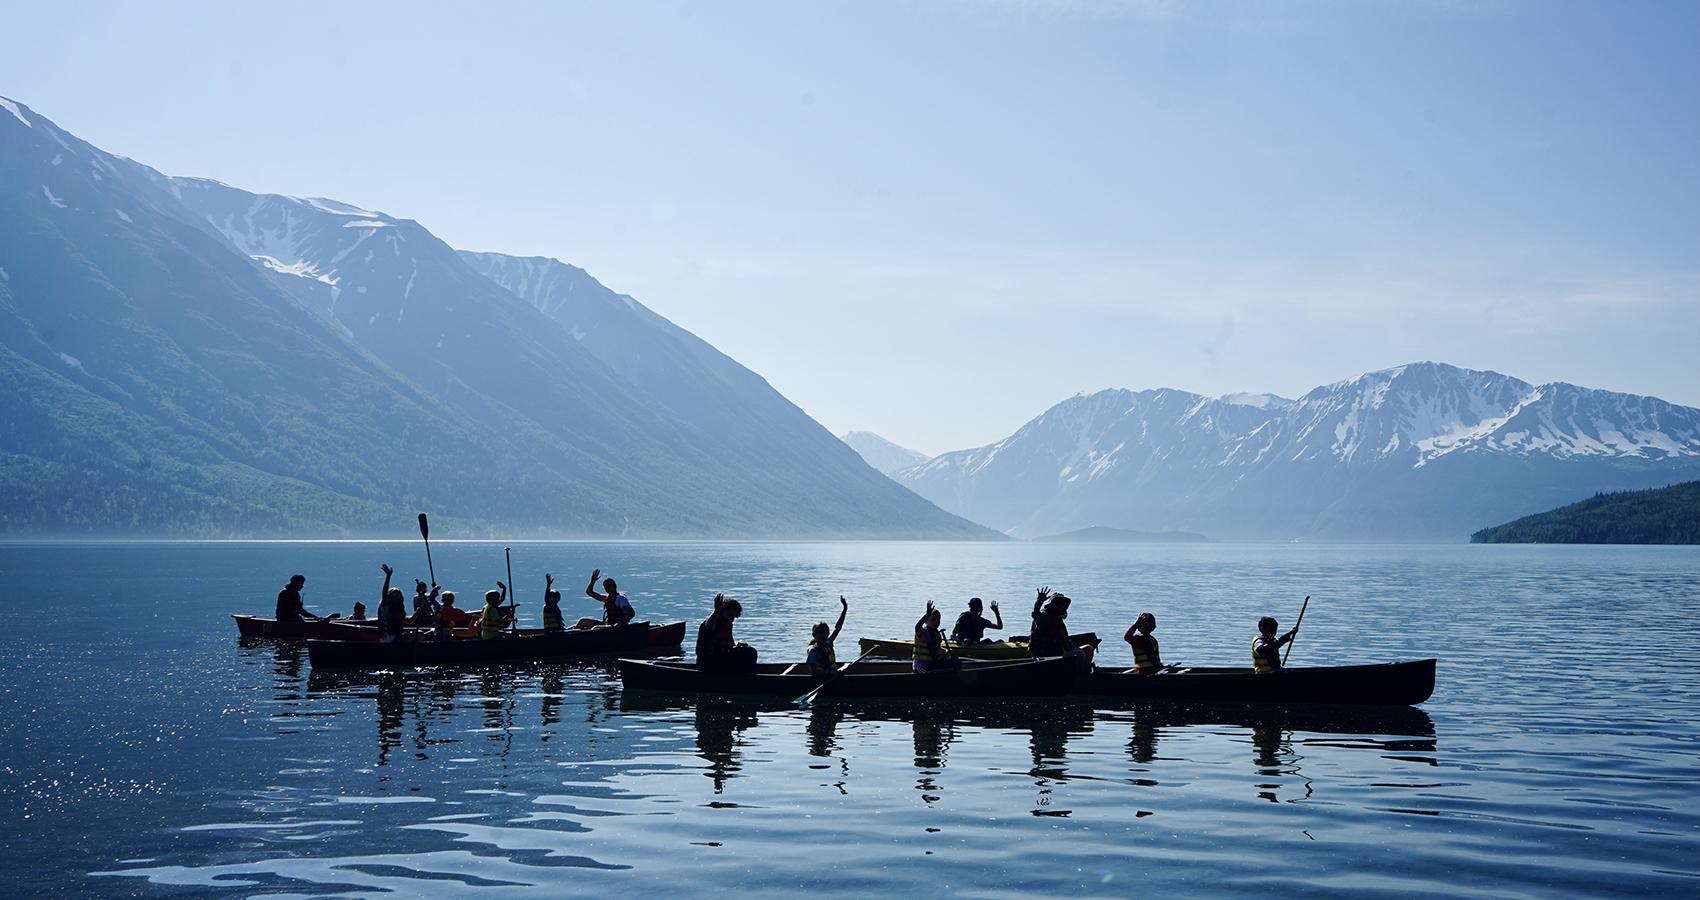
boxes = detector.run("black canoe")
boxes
[233,615,383,641]
[1080,658,1436,706]
[618,655,1077,699]
[307,621,685,669]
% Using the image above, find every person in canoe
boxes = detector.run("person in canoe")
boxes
[697,593,757,674]
[1123,612,1166,674]
[436,591,474,629]
[913,601,960,673]
[580,568,636,629]
[349,601,367,621]
[950,596,1003,643]
[542,573,565,633]
[1252,616,1298,673]
[410,579,440,629]
[807,596,850,677]
[275,574,321,623]
[478,586,509,639]
[1028,586,1077,659]
[376,564,408,643]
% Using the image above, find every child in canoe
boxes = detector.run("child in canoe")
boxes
[913,601,960,673]
[807,596,849,677]
[580,568,636,629]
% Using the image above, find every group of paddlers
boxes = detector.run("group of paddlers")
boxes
[275,569,1301,673]
[273,566,636,643]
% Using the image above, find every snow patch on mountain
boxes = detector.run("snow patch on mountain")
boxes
[41,185,66,208]
[0,97,31,128]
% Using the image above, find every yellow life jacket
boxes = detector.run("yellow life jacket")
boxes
[1130,633,1160,672]
[480,604,504,639]
[913,626,939,663]
[542,604,564,631]
[1252,635,1279,673]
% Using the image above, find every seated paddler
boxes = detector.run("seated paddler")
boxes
[275,574,319,623]
[1123,611,1165,674]
[436,591,473,629]
[478,586,508,639]
[806,595,849,677]
[542,573,565,633]
[950,596,1002,644]
[581,567,636,629]
[913,601,959,673]
[1252,616,1297,673]
[697,593,757,673]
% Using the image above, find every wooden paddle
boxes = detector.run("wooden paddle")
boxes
[503,546,518,635]
[417,513,437,589]
[795,645,880,707]
[1282,595,1311,666]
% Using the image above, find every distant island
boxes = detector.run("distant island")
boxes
[1470,482,1699,545]
[1033,526,1214,543]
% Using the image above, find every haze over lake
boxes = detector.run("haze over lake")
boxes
[2,540,1694,897]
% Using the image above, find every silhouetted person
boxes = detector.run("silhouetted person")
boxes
[697,593,756,674]
[376,564,407,642]
[807,596,849,677]
[581,568,635,629]
[951,596,1002,643]
[436,591,473,628]
[349,601,367,621]
[1029,587,1074,658]
[478,587,507,639]
[410,579,440,629]
[275,574,318,623]
[542,573,565,632]
[1253,616,1297,673]
[1123,612,1165,674]
[913,601,959,673]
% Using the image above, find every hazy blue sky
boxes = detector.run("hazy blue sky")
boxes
[4,0,1696,453]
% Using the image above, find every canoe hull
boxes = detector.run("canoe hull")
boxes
[307,621,684,668]
[619,655,1078,699]
[233,615,381,641]
[1081,659,1436,706]
[858,632,1099,661]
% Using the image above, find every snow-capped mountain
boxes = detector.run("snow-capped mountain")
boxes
[896,362,1700,540]
[840,431,930,475]
[0,95,991,538]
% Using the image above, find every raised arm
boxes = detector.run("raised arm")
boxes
[584,568,604,604]
[989,600,1003,630]
[1033,586,1051,619]
[830,596,848,642]
[545,572,555,604]
[380,563,393,602]
[497,580,508,603]
[916,600,935,632]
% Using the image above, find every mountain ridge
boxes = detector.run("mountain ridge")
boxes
[0,95,994,539]
[896,361,1700,541]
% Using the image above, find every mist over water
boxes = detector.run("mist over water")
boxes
[1,541,1695,896]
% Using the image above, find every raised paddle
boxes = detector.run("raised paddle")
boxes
[417,513,437,589]
[795,644,881,707]
[1283,595,1311,666]
[503,546,518,635]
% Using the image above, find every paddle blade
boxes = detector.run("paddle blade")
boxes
[418,513,429,539]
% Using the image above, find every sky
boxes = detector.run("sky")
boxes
[3,0,1696,454]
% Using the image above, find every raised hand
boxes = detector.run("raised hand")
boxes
[381,563,393,576]
[591,568,601,582]
[497,580,507,591]
[546,573,554,588]
[990,600,1000,611]
[926,600,936,613]
[1037,586,1051,603]
[839,595,848,609]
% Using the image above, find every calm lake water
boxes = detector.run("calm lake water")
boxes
[1,541,1696,897]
